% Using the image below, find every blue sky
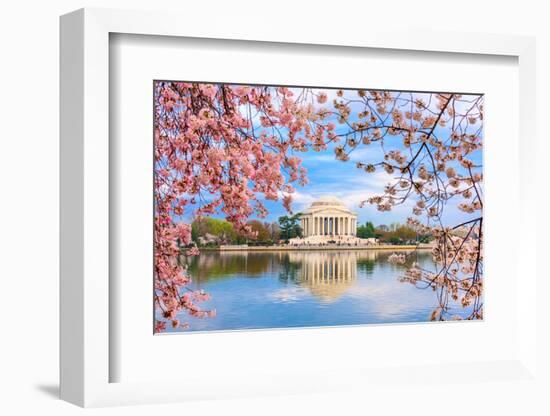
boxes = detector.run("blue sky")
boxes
[259,136,480,227]
[175,86,483,228]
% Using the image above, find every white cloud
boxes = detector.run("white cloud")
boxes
[290,190,317,211]
[283,166,419,226]
[267,286,308,303]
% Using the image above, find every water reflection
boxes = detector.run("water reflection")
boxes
[174,249,455,333]
[185,251,274,281]
[186,250,421,302]
[286,251,363,302]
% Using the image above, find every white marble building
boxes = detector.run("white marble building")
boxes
[299,196,357,238]
[290,196,377,246]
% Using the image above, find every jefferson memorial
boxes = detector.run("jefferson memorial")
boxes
[290,196,377,246]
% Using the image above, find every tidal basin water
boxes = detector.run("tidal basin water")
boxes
[168,249,469,333]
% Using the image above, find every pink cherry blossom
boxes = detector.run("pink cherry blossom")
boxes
[154,82,336,332]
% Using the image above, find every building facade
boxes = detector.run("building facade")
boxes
[299,196,358,238]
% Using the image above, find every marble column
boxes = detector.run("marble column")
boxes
[317,217,320,236]
[312,217,317,235]
[342,217,345,235]
[317,217,319,236]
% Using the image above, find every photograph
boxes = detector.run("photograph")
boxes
[1,0,545,413]
[153,81,484,333]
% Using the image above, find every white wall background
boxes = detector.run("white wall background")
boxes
[0,0,548,414]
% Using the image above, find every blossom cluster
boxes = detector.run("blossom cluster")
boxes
[154,83,337,331]
[332,90,484,320]
[154,84,484,328]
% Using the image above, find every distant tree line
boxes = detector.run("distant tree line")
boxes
[356,221,376,238]
[191,217,282,247]
[360,222,432,245]
[191,216,431,247]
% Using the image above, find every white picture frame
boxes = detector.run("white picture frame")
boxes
[60,7,539,408]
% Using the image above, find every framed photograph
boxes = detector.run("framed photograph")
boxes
[61,8,539,408]
[151,80,484,334]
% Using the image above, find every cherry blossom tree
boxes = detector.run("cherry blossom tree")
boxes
[154,82,335,332]
[154,82,484,332]
[331,90,483,320]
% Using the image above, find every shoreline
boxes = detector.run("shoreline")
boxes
[200,244,434,252]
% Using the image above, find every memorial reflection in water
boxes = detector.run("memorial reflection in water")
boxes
[188,250,382,302]
[174,249,467,332]
[287,251,377,302]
